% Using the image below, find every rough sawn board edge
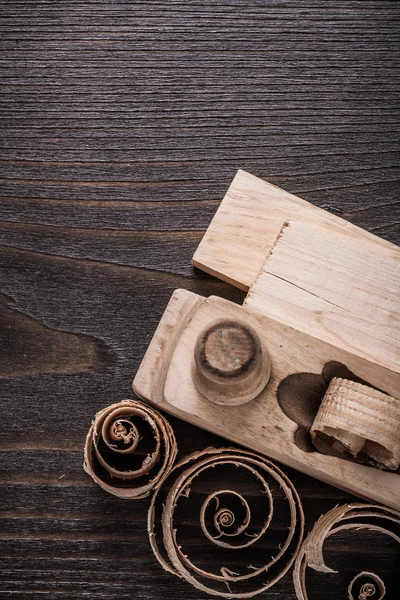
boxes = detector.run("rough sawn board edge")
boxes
[192,169,399,291]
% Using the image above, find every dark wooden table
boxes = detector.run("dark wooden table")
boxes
[1,1,399,598]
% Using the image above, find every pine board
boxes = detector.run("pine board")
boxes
[193,169,398,291]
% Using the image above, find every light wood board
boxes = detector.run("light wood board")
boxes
[245,220,400,373]
[192,169,400,379]
[192,169,399,291]
[133,289,400,511]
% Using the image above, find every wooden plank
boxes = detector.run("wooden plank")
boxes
[245,220,400,372]
[133,290,400,511]
[192,169,399,291]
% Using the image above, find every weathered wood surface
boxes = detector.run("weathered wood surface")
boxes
[0,1,399,599]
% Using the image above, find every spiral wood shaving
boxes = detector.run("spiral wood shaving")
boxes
[148,447,304,598]
[311,378,400,470]
[84,400,177,498]
[293,503,400,600]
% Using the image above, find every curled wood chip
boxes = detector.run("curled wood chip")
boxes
[84,399,177,498]
[311,378,400,470]
[348,572,385,600]
[148,447,304,598]
[293,503,400,600]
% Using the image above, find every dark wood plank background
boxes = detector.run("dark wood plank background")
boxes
[0,1,399,598]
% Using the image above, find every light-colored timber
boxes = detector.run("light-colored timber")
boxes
[133,290,400,511]
[245,220,400,372]
[192,169,399,291]
[193,169,399,384]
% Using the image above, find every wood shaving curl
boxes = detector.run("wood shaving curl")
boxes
[84,399,177,498]
[311,378,400,470]
[148,447,304,598]
[293,503,400,600]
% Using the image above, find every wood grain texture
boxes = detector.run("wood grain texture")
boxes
[193,169,399,290]
[133,290,400,510]
[245,219,400,372]
[0,1,399,598]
